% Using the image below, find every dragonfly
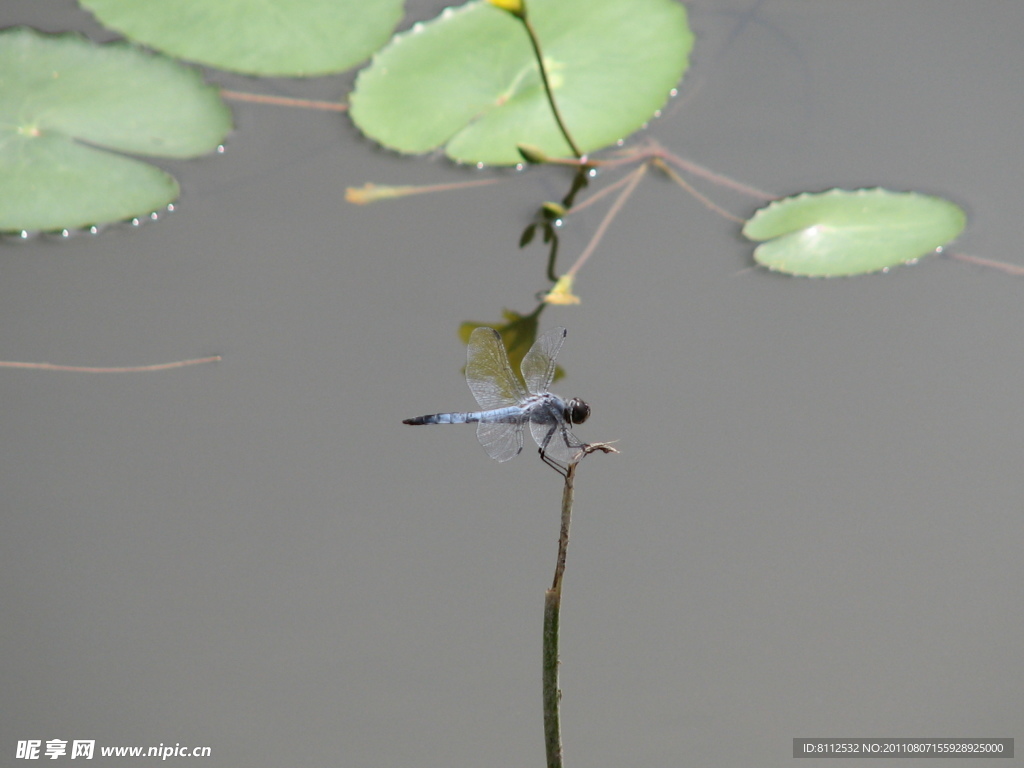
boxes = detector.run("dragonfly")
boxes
[403,327,591,473]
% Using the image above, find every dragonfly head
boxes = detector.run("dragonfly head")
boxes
[565,397,591,426]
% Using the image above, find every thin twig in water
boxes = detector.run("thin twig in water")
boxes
[220,89,346,112]
[0,356,222,373]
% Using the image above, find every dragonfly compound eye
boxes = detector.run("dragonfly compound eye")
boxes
[567,398,591,425]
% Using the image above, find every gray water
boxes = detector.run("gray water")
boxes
[2,1,1021,766]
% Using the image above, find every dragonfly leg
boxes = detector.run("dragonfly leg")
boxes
[539,427,577,476]
[536,424,569,476]
[539,446,570,477]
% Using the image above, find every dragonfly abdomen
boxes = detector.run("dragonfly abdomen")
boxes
[403,412,480,425]
[403,406,525,426]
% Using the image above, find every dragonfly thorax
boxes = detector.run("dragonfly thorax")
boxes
[565,397,591,426]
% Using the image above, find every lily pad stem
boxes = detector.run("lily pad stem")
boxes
[517,6,584,160]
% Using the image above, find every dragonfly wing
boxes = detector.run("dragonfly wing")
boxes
[466,327,527,410]
[477,421,525,462]
[522,327,566,395]
[529,415,586,466]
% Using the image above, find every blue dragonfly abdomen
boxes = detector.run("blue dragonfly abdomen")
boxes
[403,406,526,425]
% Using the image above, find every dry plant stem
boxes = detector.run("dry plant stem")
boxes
[543,460,577,768]
[564,163,647,279]
[551,461,575,594]
[0,356,221,373]
[220,89,347,112]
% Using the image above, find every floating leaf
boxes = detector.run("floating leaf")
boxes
[350,0,693,165]
[743,189,967,277]
[79,0,403,76]
[0,28,231,233]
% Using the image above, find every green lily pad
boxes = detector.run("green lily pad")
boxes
[0,27,231,233]
[350,0,693,165]
[79,0,403,76]
[743,189,967,277]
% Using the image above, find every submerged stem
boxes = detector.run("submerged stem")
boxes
[564,163,647,279]
[653,158,746,224]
